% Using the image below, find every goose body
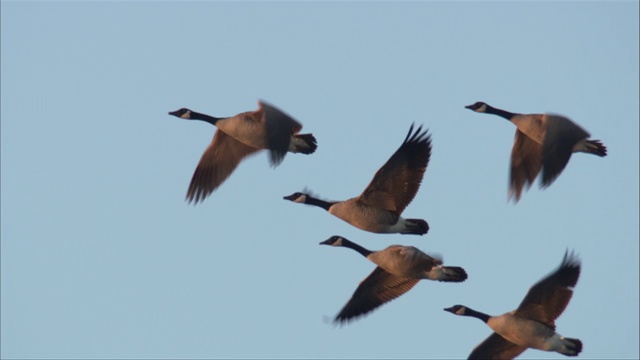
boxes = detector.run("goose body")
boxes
[328,198,420,234]
[169,100,317,203]
[284,124,431,235]
[445,250,582,359]
[321,235,467,324]
[487,314,572,352]
[465,102,606,202]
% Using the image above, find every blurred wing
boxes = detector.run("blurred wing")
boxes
[541,114,590,187]
[359,124,432,215]
[334,267,420,324]
[509,130,543,202]
[259,100,303,166]
[468,332,527,360]
[186,130,260,204]
[515,250,581,327]
[398,246,441,267]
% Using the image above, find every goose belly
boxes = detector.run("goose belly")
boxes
[328,200,399,233]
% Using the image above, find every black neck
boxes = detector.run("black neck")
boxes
[190,111,224,126]
[341,239,373,258]
[484,105,518,121]
[305,195,335,211]
[465,307,491,323]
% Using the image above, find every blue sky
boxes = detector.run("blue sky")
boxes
[1,1,638,359]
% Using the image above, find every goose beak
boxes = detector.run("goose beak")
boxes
[319,238,332,245]
[443,306,456,313]
[464,104,474,110]
[283,193,296,201]
[168,110,180,116]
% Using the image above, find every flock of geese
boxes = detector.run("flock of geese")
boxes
[168,100,607,359]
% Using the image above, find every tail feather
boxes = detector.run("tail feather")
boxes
[292,133,317,154]
[586,139,607,157]
[403,219,429,235]
[560,337,583,356]
[438,266,468,282]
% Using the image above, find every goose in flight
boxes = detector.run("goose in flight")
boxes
[465,101,606,202]
[169,100,317,204]
[445,250,582,359]
[284,124,430,235]
[321,235,467,324]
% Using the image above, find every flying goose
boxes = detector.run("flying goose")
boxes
[169,100,317,204]
[465,102,607,202]
[445,250,582,359]
[321,235,467,324]
[284,124,431,235]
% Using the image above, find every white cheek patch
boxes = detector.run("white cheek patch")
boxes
[181,111,191,119]
[294,195,306,203]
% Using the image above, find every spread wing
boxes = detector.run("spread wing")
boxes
[508,130,543,202]
[468,332,527,360]
[334,267,420,324]
[514,250,581,327]
[541,114,590,187]
[259,100,303,167]
[186,130,261,204]
[359,124,431,215]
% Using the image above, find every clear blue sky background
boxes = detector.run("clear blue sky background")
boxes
[2,2,638,359]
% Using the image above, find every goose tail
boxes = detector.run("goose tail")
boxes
[402,219,429,235]
[292,133,318,154]
[559,337,583,356]
[436,266,468,282]
[585,139,607,157]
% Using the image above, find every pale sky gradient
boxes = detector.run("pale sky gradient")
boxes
[2,1,639,359]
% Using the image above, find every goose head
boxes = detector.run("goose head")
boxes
[444,304,469,316]
[319,235,346,247]
[464,102,489,113]
[283,192,307,203]
[168,108,193,119]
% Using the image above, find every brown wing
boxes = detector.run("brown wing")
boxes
[468,332,527,360]
[186,130,261,204]
[334,266,420,324]
[541,114,590,187]
[508,130,542,202]
[514,250,581,328]
[258,100,303,167]
[358,124,432,215]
